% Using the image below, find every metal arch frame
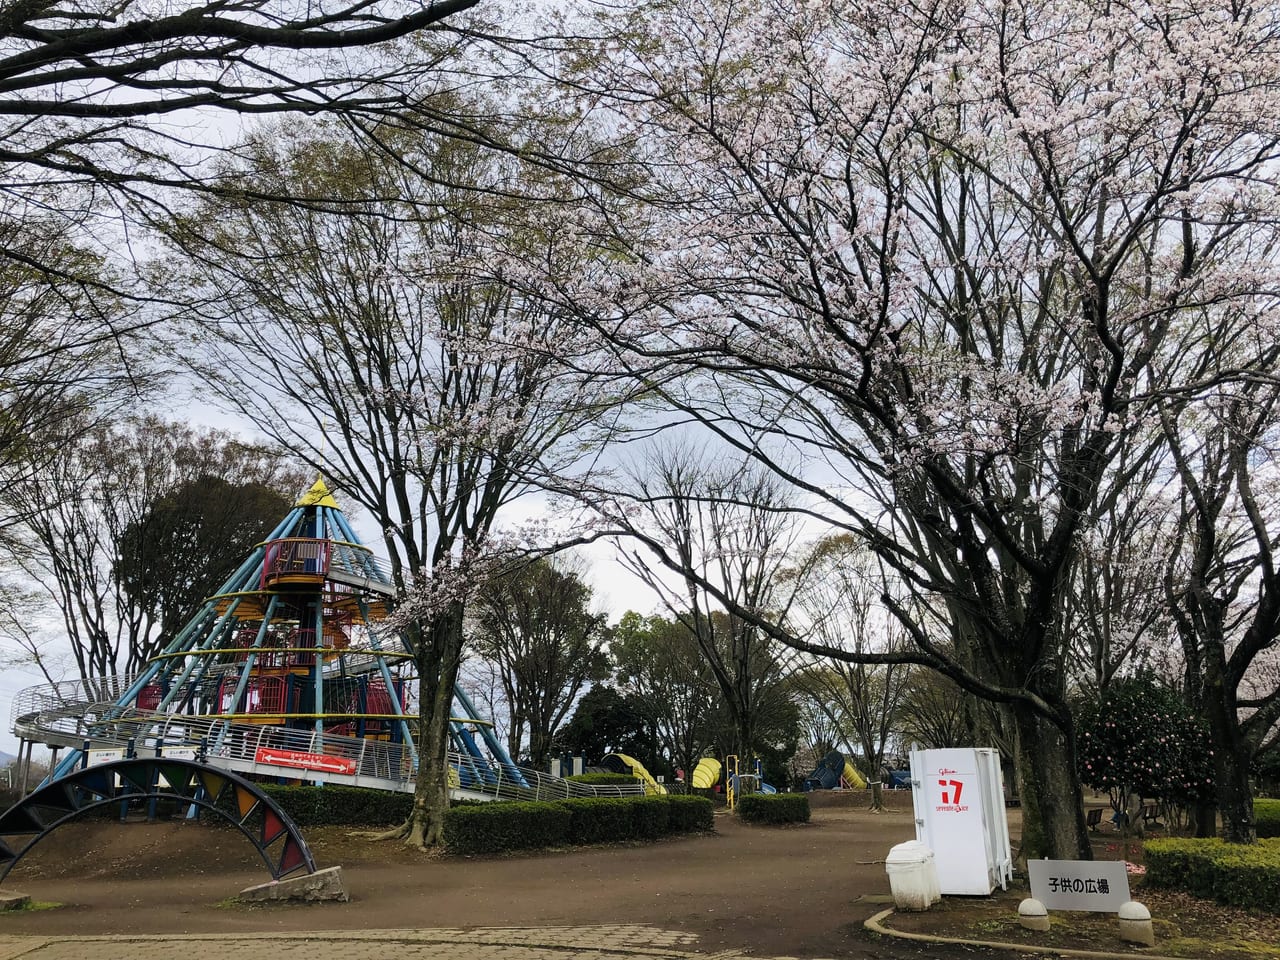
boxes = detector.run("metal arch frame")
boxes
[0,758,317,884]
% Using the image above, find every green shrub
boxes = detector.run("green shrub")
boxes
[440,793,716,855]
[566,773,640,786]
[736,793,810,825]
[1214,847,1280,912]
[1257,799,1280,839]
[260,784,413,826]
[558,797,636,844]
[443,801,572,855]
[666,795,714,833]
[631,795,671,839]
[1146,838,1280,913]
[255,783,716,847]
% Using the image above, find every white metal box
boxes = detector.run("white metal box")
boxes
[909,746,1013,895]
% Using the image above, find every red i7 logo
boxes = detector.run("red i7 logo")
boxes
[939,779,964,805]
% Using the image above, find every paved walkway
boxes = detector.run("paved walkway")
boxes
[0,926,803,960]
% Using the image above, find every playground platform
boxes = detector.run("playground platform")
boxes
[9,675,641,804]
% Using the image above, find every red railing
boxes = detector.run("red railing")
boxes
[260,538,331,588]
[218,676,288,715]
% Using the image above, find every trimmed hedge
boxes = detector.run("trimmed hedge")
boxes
[668,795,715,833]
[1257,799,1280,839]
[1146,838,1280,914]
[559,797,637,844]
[261,784,413,826]
[566,773,641,786]
[249,784,715,855]
[445,794,713,855]
[736,793,810,825]
[632,795,672,839]
[444,800,573,854]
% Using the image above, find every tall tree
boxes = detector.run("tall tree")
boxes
[471,557,610,766]
[549,0,1280,859]
[620,447,802,762]
[0,210,142,534]
[556,684,658,767]
[788,536,912,810]
[1,417,303,685]
[611,610,719,780]
[115,471,307,653]
[0,0,484,545]
[896,669,969,753]
[167,120,611,847]
[1159,376,1280,842]
[0,0,479,220]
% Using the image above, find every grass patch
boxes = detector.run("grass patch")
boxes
[0,900,64,913]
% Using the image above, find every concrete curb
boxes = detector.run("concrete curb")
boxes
[0,928,722,959]
[864,907,1191,960]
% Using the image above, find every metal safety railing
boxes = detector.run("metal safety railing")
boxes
[10,678,643,802]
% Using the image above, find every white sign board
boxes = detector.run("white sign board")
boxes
[87,749,124,767]
[160,747,197,760]
[1028,859,1131,912]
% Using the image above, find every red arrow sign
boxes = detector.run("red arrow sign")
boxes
[255,747,356,775]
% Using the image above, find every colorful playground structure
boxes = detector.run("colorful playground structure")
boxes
[723,754,777,809]
[802,750,868,791]
[601,753,668,795]
[8,479,640,806]
[602,754,780,806]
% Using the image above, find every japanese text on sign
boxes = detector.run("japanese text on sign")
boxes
[1028,859,1131,913]
[1047,876,1110,895]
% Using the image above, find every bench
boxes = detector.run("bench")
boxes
[1087,807,1104,831]
[1141,803,1164,831]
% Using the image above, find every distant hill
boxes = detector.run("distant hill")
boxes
[0,751,17,767]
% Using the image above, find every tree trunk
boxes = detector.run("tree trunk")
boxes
[869,778,884,811]
[735,717,753,771]
[1011,702,1091,862]
[1204,650,1256,843]
[529,729,550,769]
[1191,800,1217,838]
[404,609,465,849]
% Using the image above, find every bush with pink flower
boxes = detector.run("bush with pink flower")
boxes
[1076,674,1214,822]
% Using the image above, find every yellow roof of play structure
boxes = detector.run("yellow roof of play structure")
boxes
[296,477,339,509]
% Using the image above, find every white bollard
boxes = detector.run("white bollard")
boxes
[1017,897,1050,932]
[1118,900,1155,946]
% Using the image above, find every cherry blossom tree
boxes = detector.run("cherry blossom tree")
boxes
[543,0,1280,859]
[1158,375,1280,842]
[162,119,614,847]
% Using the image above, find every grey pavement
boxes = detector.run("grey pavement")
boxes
[0,926,807,960]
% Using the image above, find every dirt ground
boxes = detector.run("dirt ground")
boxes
[1,792,1277,959]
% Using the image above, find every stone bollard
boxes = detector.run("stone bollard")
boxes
[1017,898,1050,932]
[1118,900,1155,947]
[0,891,31,912]
[240,865,348,903]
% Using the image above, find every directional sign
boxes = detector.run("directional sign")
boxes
[87,749,125,767]
[1028,859,1131,912]
[254,747,356,776]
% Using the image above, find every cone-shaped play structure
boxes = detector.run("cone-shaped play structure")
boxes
[43,478,523,791]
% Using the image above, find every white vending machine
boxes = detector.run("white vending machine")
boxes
[909,746,1013,896]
